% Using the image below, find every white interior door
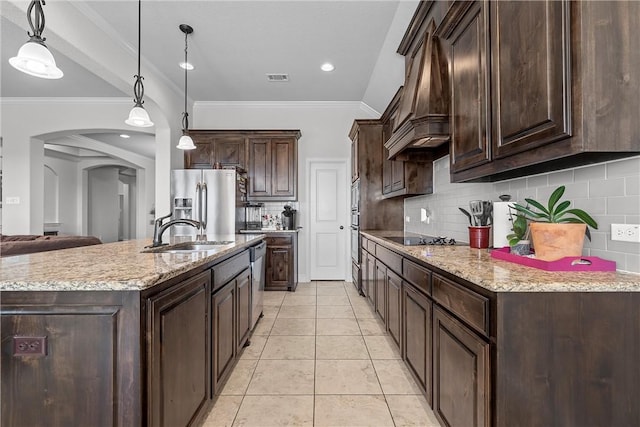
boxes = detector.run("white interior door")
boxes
[309,160,348,280]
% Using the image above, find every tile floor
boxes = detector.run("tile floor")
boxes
[201,281,440,427]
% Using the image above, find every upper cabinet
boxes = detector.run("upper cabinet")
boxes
[247,131,299,201]
[185,131,247,170]
[440,0,640,182]
[384,2,451,159]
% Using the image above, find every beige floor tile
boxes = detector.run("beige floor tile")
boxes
[251,317,275,336]
[201,395,243,427]
[239,335,267,360]
[372,359,423,395]
[316,318,361,335]
[317,295,351,306]
[364,335,402,360]
[277,305,317,319]
[233,395,313,427]
[246,360,315,395]
[220,359,258,395]
[386,394,440,427]
[316,305,355,319]
[352,304,378,319]
[270,318,316,335]
[314,395,394,427]
[260,305,280,318]
[296,281,316,288]
[282,294,317,306]
[292,286,316,296]
[260,335,315,360]
[263,291,286,306]
[315,360,382,394]
[357,318,389,336]
[316,286,347,296]
[314,281,346,289]
[316,336,369,360]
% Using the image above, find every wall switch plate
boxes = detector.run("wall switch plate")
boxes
[611,224,640,243]
[13,336,47,356]
[6,197,20,205]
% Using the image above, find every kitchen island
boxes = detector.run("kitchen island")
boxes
[0,234,265,427]
[360,230,640,427]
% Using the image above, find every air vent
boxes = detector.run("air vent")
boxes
[266,73,289,82]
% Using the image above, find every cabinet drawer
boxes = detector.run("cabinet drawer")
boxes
[402,259,431,296]
[433,274,489,336]
[266,235,293,246]
[376,245,402,275]
[212,250,251,291]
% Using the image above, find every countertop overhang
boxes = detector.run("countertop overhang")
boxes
[0,234,265,292]
[362,230,640,293]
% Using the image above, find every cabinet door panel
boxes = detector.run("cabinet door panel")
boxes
[375,262,386,323]
[186,142,214,169]
[266,246,292,289]
[387,270,402,349]
[449,2,491,173]
[212,281,235,395]
[149,271,210,427]
[403,283,432,404]
[491,0,571,158]
[366,252,376,307]
[215,137,246,169]
[271,139,296,198]
[236,268,252,352]
[248,139,271,197]
[433,307,490,427]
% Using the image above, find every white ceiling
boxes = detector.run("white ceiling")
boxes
[2,1,402,102]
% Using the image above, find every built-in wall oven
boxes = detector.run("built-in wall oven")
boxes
[351,179,363,295]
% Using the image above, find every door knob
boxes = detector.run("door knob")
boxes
[339,226,344,230]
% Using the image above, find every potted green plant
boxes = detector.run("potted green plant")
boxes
[506,207,530,255]
[512,185,598,261]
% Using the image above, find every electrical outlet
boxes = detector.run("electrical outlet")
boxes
[611,224,640,243]
[13,336,47,356]
[6,197,20,205]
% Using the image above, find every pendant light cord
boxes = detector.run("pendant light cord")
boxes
[182,29,189,131]
[132,0,145,107]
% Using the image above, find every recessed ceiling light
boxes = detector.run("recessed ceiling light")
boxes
[321,62,335,72]
[119,134,131,139]
[179,62,194,70]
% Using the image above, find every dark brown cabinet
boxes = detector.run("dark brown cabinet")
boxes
[433,306,490,427]
[442,0,640,182]
[147,271,211,427]
[386,269,402,348]
[402,282,432,404]
[185,131,247,170]
[248,134,298,201]
[264,233,298,291]
[374,261,386,323]
[236,268,252,353]
[211,279,235,396]
[363,247,375,307]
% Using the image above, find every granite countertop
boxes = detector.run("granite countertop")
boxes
[0,234,265,292]
[362,230,640,293]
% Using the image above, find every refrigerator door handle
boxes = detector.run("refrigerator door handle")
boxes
[201,182,208,230]
[196,182,202,225]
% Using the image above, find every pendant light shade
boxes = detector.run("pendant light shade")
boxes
[9,1,63,79]
[177,24,196,150]
[126,0,153,128]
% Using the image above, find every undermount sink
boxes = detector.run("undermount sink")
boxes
[142,241,234,253]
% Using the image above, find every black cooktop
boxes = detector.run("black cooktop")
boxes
[384,235,467,246]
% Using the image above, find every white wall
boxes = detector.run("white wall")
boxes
[88,167,120,243]
[44,155,81,235]
[405,155,640,274]
[194,101,377,281]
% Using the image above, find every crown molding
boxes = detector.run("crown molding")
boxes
[0,97,132,105]
[194,100,373,110]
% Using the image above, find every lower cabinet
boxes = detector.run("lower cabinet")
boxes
[386,269,402,349]
[264,233,298,291]
[374,261,386,323]
[148,271,211,427]
[364,249,375,306]
[433,306,490,427]
[402,282,432,404]
[212,265,252,396]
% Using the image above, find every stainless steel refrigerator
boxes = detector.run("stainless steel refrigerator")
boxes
[170,169,245,239]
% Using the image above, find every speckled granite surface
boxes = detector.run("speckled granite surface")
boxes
[0,234,264,292]
[362,230,640,292]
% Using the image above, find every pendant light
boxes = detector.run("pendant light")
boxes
[176,24,196,150]
[125,0,154,128]
[9,0,63,79]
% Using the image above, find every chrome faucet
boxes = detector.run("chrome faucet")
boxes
[151,213,201,247]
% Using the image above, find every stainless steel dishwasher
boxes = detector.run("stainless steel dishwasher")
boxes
[249,241,266,329]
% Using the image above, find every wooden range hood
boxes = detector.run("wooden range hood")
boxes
[385,2,450,160]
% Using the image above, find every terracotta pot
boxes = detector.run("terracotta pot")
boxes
[468,226,491,249]
[529,222,587,261]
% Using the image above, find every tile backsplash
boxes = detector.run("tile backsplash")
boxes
[404,155,640,273]
[258,202,299,229]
